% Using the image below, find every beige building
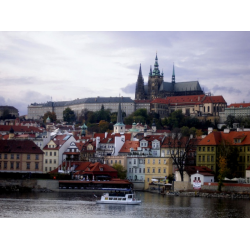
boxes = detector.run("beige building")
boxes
[0,140,44,173]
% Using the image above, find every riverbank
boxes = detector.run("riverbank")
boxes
[162,190,250,199]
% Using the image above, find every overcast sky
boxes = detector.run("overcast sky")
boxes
[0,31,250,115]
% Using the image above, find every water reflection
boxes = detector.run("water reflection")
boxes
[0,192,249,218]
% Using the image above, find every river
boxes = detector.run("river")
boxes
[0,191,249,218]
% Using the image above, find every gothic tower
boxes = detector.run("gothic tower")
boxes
[135,64,145,100]
[148,53,164,100]
[172,64,175,84]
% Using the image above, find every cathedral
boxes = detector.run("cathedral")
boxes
[135,54,204,100]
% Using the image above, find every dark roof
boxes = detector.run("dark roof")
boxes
[0,140,44,154]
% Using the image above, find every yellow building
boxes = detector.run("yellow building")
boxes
[144,157,172,190]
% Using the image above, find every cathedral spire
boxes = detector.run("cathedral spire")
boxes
[149,65,152,76]
[172,64,175,84]
[152,53,160,76]
[139,63,142,77]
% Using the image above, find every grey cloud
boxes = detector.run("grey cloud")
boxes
[210,85,242,95]
[121,83,136,94]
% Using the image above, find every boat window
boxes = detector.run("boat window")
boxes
[122,198,126,200]
[118,198,121,200]
[114,198,117,200]
[109,198,113,200]
[128,195,132,199]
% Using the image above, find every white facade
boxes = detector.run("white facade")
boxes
[127,156,146,181]
[190,173,214,185]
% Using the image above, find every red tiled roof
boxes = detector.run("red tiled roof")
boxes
[119,141,140,153]
[0,125,43,133]
[198,131,250,146]
[228,103,250,108]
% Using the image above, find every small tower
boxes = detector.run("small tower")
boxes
[114,97,125,134]
[9,127,15,139]
[46,116,51,123]
[152,118,156,133]
[81,123,88,136]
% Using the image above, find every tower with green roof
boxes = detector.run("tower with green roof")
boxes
[147,53,164,100]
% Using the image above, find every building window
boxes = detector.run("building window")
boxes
[45,159,48,164]
[153,159,155,165]
[248,156,250,162]
[115,160,117,164]
[147,168,150,173]
[27,154,30,160]
[139,168,141,173]
[4,154,7,159]
[10,162,14,169]
[119,160,121,164]
[45,167,47,172]
[46,152,48,156]
[158,159,161,164]
[16,154,19,159]
[27,163,30,169]
[111,160,113,164]
[50,159,52,164]
[35,163,39,169]
[129,168,131,173]
[143,168,145,173]
[50,152,52,156]
[207,147,210,152]
[11,154,14,159]
[158,168,161,173]
[203,147,205,152]
[16,162,19,169]
[198,147,201,151]
[202,156,205,162]
[147,178,149,182]
[207,156,210,162]
[129,161,131,164]
[0,154,1,159]
[49,167,51,171]
[164,159,166,164]
[135,168,137,173]
[163,168,166,173]
[152,168,155,173]
[198,156,201,162]
[167,150,170,155]
[36,154,39,160]
[147,159,150,164]
[211,156,214,162]
[54,160,56,164]
[211,147,214,152]
[4,162,7,169]
[134,159,136,164]
[54,152,56,156]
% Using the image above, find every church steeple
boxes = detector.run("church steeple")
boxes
[172,64,175,83]
[135,64,145,100]
[149,65,152,76]
[114,97,125,134]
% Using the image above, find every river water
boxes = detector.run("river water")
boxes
[0,191,249,218]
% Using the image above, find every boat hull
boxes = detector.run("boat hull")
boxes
[96,200,141,205]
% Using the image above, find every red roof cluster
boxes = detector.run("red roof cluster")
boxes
[228,103,250,108]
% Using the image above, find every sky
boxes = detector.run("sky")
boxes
[0,2,250,116]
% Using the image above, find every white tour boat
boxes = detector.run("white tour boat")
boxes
[96,189,141,205]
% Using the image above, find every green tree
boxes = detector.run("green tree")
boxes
[217,139,240,178]
[63,107,76,123]
[112,163,127,179]
[217,156,230,191]
[43,111,57,123]
[99,120,110,133]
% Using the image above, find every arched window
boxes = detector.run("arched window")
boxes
[204,106,206,112]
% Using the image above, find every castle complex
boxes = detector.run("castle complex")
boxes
[135,54,204,100]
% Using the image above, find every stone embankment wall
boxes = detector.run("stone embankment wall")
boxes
[0,179,59,191]
[132,181,144,191]
[174,181,250,193]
